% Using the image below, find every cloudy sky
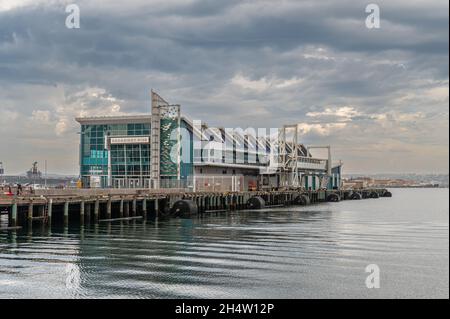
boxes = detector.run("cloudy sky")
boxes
[0,0,448,175]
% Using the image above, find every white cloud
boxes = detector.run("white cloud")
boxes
[424,85,449,101]
[54,87,124,135]
[0,0,61,12]
[275,77,304,88]
[55,117,69,136]
[370,111,425,124]
[0,110,19,127]
[231,73,303,92]
[298,122,347,136]
[306,106,361,121]
[231,74,270,92]
[31,110,51,123]
[0,0,30,11]
[302,47,335,61]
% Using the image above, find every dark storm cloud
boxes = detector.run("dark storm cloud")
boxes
[0,0,448,174]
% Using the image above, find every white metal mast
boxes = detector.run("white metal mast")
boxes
[278,124,300,188]
[150,90,181,189]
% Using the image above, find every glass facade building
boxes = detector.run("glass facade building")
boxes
[77,116,193,188]
[76,114,340,191]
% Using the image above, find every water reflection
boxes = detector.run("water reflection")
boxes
[0,189,448,299]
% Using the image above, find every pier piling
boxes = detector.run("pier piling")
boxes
[10,202,17,227]
[47,199,53,225]
[142,198,147,218]
[64,201,69,226]
[119,199,124,218]
[85,202,91,222]
[154,199,159,217]
[28,201,33,222]
[107,198,112,219]
[132,198,137,217]
[80,201,85,224]
[124,201,129,218]
[94,199,100,222]
[0,188,391,227]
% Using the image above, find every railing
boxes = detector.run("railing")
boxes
[193,148,268,166]
[191,175,244,192]
[297,157,328,170]
[159,178,192,190]
[32,187,192,197]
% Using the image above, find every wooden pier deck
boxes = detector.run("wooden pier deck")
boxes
[0,188,392,228]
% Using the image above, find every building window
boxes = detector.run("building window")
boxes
[223,170,227,174]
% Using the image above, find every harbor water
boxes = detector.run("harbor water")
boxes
[0,188,448,299]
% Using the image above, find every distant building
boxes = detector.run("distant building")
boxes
[342,179,368,189]
[26,162,42,180]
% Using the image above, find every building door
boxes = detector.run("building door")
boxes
[129,179,140,188]
[113,178,125,189]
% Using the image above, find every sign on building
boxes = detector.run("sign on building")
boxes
[110,137,150,145]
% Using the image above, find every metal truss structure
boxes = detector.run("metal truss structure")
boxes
[278,124,301,188]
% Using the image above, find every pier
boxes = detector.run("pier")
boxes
[0,188,392,229]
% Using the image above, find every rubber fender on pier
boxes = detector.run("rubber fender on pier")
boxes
[350,192,362,200]
[170,200,198,217]
[369,192,380,199]
[327,193,341,202]
[156,200,170,217]
[247,196,265,209]
[382,190,392,197]
[343,191,353,200]
[294,194,310,205]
